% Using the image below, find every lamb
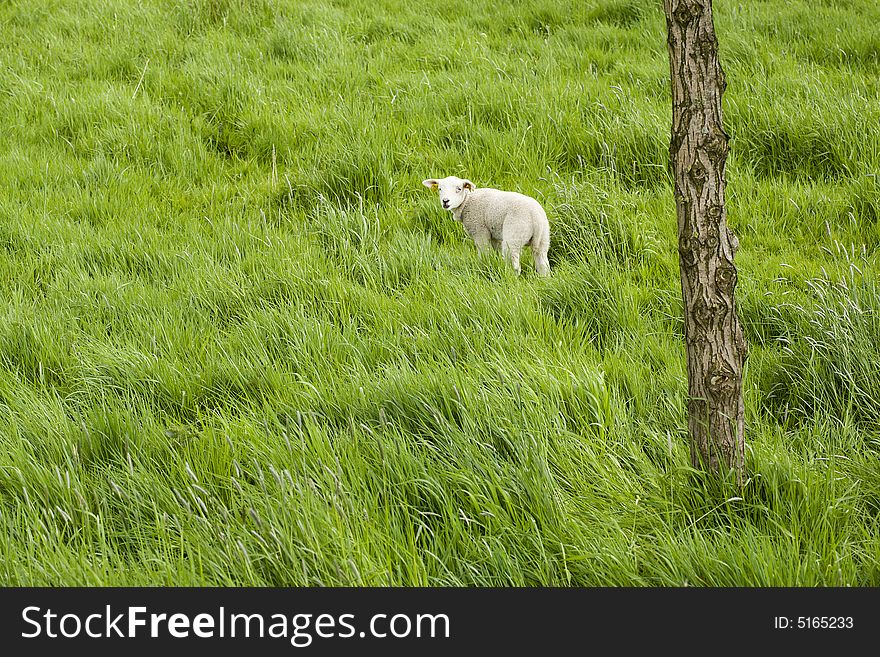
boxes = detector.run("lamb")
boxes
[422,176,551,276]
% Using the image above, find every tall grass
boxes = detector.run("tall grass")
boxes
[0,0,878,585]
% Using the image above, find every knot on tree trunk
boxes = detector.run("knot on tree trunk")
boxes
[697,30,719,59]
[678,234,697,264]
[707,356,737,399]
[701,126,729,159]
[715,260,737,294]
[673,0,704,25]
[688,158,708,194]
[690,295,714,330]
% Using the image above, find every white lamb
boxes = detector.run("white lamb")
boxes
[422,176,551,276]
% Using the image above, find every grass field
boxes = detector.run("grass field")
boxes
[0,0,878,585]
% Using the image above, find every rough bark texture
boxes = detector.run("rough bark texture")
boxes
[663,0,747,484]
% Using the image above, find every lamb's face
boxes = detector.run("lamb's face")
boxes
[422,176,474,211]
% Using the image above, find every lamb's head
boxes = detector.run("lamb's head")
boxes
[422,176,475,211]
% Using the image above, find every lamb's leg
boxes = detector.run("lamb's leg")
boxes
[534,247,551,277]
[534,256,550,276]
[501,241,522,275]
[533,229,551,277]
[472,227,491,257]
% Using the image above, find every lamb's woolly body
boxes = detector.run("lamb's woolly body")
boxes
[454,188,549,253]
[452,187,550,276]
[424,178,551,276]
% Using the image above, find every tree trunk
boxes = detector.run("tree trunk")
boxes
[663,0,747,484]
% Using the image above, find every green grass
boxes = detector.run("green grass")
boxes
[0,0,879,585]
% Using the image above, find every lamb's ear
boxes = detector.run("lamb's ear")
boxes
[422,179,439,191]
[462,180,475,191]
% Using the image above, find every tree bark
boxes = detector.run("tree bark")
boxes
[663,0,747,484]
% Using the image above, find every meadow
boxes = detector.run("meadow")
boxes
[0,0,878,585]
